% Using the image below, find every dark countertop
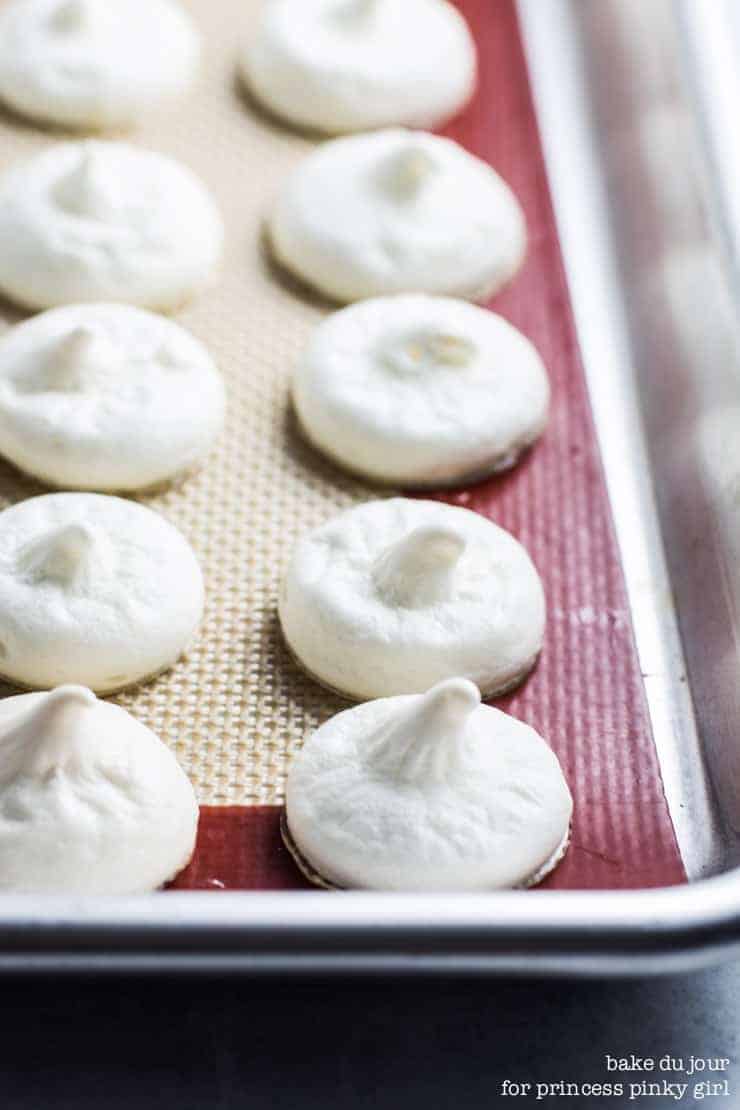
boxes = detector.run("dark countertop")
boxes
[1,963,738,1108]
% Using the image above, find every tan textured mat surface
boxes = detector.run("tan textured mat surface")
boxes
[0,0,376,804]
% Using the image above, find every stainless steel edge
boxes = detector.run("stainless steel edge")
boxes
[518,0,722,880]
[2,0,740,975]
[551,0,740,877]
[1,876,740,973]
[677,0,740,299]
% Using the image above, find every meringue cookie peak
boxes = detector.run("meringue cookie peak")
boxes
[372,525,465,609]
[366,677,480,784]
[55,147,123,223]
[0,325,120,397]
[332,0,379,24]
[383,329,476,375]
[380,143,438,200]
[0,685,96,783]
[17,521,105,588]
[50,0,105,33]
[41,326,120,393]
[156,342,193,370]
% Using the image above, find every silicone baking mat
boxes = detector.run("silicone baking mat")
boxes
[0,0,686,891]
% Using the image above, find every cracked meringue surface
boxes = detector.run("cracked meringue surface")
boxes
[269,129,526,304]
[0,140,224,311]
[279,498,545,700]
[241,0,476,135]
[0,304,225,492]
[0,685,199,893]
[284,677,572,891]
[0,0,200,131]
[293,295,550,486]
[0,492,204,693]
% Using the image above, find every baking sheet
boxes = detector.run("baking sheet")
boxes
[0,0,686,891]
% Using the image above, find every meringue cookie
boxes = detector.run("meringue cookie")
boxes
[0,492,204,692]
[0,685,199,894]
[269,129,526,304]
[241,0,476,135]
[0,141,224,312]
[0,304,225,492]
[293,295,550,486]
[284,677,572,891]
[279,498,545,700]
[0,0,199,131]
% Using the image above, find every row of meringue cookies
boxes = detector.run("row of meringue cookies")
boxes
[0,0,574,896]
[0,1,227,893]
[240,2,575,891]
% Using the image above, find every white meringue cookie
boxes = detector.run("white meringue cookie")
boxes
[0,492,204,692]
[284,677,572,891]
[269,129,526,304]
[241,0,476,135]
[293,295,550,486]
[279,498,545,700]
[0,141,224,312]
[0,685,199,893]
[0,0,199,131]
[0,304,225,492]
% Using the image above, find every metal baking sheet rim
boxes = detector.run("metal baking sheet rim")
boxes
[0,0,739,975]
[1,876,740,974]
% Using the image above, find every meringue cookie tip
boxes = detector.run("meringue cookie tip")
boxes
[381,143,439,200]
[50,0,100,33]
[2,684,97,780]
[55,145,120,222]
[45,325,119,392]
[333,0,380,23]
[18,521,101,587]
[372,524,466,609]
[367,676,481,784]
